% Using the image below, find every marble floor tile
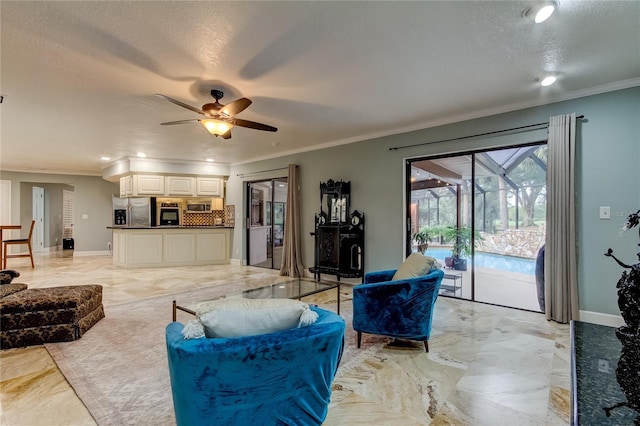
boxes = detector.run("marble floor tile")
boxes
[0,253,571,425]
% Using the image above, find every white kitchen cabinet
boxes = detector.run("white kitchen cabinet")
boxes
[119,176,133,197]
[165,176,195,196]
[134,175,165,195]
[163,232,196,262]
[196,177,222,196]
[118,174,224,197]
[196,232,229,262]
[111,227,231,267]
[126,233,164,265]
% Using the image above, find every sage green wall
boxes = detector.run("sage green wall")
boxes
[0,171,119,252]
[228,86,640,317]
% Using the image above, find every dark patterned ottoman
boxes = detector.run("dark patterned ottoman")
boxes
[0,285,104,349]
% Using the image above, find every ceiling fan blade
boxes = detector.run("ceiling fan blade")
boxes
[220,130,232,139]
[231,118,277,132]
[160,119,201,125]
[156,94,205,115]
[220,98,252,117]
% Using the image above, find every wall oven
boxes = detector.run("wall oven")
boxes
[159,203,180,225]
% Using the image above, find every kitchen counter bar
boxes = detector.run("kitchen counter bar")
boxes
[108,225,234,229]
[110,226,232,268]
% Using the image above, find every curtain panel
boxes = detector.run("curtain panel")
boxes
[544,113,579,323]
[280,164,304,277]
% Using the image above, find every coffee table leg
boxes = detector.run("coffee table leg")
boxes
[337,282,341,315]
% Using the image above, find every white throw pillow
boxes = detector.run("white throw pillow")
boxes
[187,298,318,339]
[392,253,442,281]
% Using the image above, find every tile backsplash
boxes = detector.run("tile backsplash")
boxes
[182,205,235,227]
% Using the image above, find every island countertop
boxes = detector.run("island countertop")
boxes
[110,226,232,267]
[107,225,234,229]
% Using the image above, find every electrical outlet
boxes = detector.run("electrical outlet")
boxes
[599,206,611,220]
[598,359,610,373]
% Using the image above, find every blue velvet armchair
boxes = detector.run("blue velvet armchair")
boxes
[165,306,345,426]
[352,268,444,352]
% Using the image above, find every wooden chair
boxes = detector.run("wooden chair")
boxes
[3,220,35,268]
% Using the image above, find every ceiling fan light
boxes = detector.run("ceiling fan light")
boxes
[201,120,233,136]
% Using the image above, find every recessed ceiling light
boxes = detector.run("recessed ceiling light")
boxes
[206,158,215,162]
[137,152,146,158]
[523,1,557,24]
[100,156,111,161]
[540,75,557,86]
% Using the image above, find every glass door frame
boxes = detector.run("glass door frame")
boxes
[405,141,547,310]
[246,177,288,270]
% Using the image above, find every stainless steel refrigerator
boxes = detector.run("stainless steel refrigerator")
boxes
[112,196,156,227]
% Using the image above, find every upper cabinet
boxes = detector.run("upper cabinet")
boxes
[119,175,222,197]
[119,176,133,197]
[166,176,195,196]
[134,175,165,195]
[196,177,222,196]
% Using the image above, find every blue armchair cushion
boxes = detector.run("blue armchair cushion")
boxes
[166,306,345,426]
[353,269,444,341]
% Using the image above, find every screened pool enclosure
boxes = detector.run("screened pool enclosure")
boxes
[407,143,547,312]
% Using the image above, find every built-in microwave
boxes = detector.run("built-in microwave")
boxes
[186,202,211,213]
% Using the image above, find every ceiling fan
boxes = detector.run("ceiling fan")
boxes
[156,90,277,139]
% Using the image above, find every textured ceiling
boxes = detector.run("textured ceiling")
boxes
[1,1,639,176]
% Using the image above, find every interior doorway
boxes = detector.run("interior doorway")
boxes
[0,180,11,227]
[406,143,547,312]
[246,178,288,269]
[32,187,45,252]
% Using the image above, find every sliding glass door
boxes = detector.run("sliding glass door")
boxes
[247,178,288,269]
[407,143,547,312]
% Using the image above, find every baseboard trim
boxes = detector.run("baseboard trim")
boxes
[578,310,624,327]
[72,250,112,257]
[230,258,243,266]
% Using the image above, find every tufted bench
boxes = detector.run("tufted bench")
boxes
[0,284,104,349]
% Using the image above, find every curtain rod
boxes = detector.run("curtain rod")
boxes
[237,166,288,177]
[389,115,585,152]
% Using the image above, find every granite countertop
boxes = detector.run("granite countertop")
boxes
[107,225,234,229]
[571,321,639,425]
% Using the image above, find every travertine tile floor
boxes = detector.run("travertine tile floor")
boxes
[0,253,570,425]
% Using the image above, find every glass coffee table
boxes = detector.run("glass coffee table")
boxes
[172,278,341,321]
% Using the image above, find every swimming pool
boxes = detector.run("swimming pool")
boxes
[423,248,536,275]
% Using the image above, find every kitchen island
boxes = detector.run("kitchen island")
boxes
[109,226,233,268]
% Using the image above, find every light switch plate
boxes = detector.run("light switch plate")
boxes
[599,206,611,220]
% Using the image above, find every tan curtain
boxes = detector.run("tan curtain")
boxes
[280,164,304,277]
[545,113,579,323]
